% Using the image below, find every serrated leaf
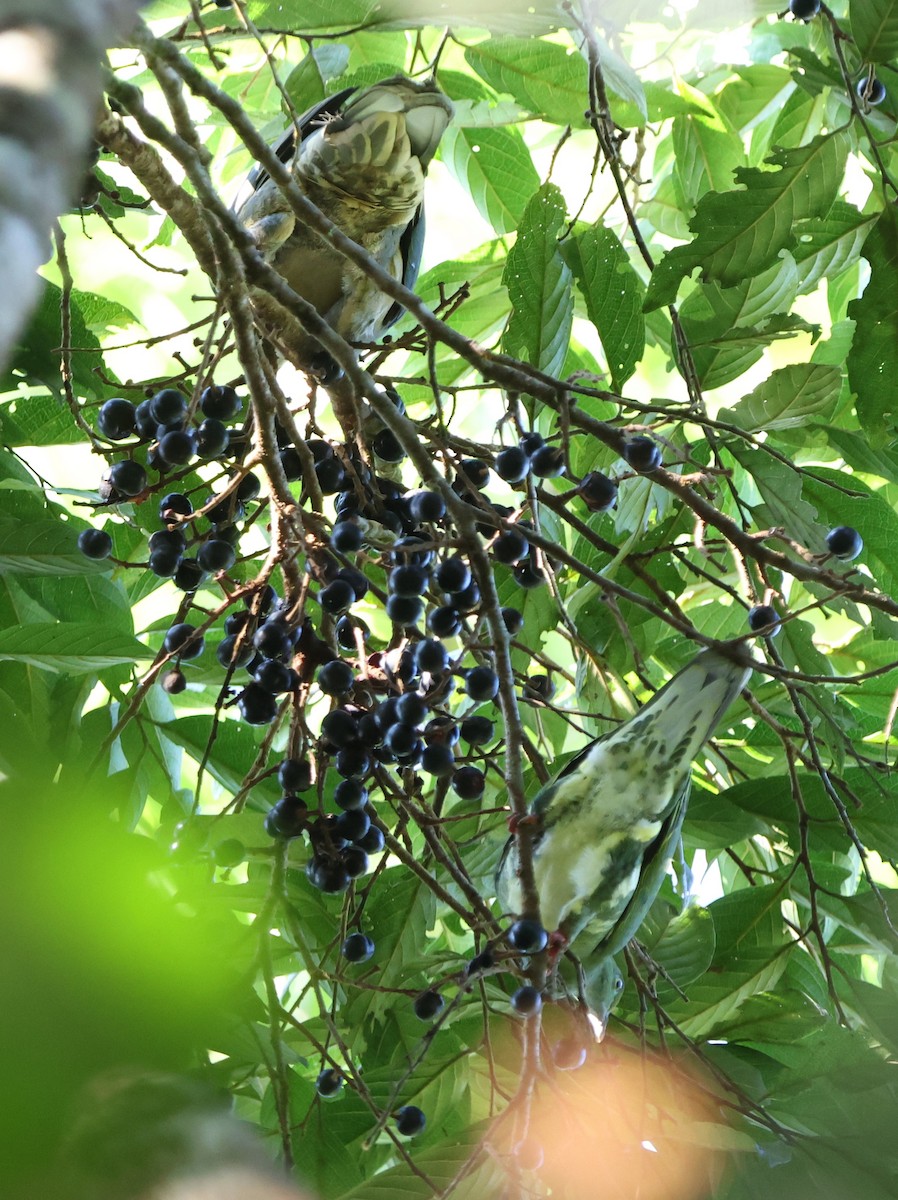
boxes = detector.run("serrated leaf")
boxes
[646,132,848,309]
[793,201,876,293]
[721,363,841,432]
[727,444,824,550]
[0,623,144,673]
[465,37,589,128]
[502,184,573,377]
[562,224,645,389]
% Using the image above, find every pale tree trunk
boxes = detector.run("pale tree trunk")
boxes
[0,0,145,370]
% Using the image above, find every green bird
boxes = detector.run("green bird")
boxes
[235,74,453,379]
[497,646,752,1029]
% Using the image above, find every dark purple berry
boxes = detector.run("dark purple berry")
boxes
[356,825,385,854]
[238,682,278,724]
[159,491,192,521]
[519,432,545,457]
[421,743,455,776]
[460,715,494,745]
[788,0,820,15]
[164,622,204,660]
[511,985,542,1015]
[253,620,293,659]
[318,660,354,696]
[217,634,255,669]
[197,538,236,573]
[386,594,424,626]
[307,855,351,894]
[493,529,529,564]
[331,521,365,553]
[466,666,499,702]
[108,459,147,497]
[748,605,781,636]
[78,528,112,559]
[148,388,187,425]
[413,991,445,1020]
[408,490,446,523]
[200,384,242,420]
[158,428,196,466]
[236,472,261,501]
[495,446,529,483]
[452,765,485,800]
[501,607,524,635]
[372,429,405,462]
[529,444,566,478]
[278,759,312,792]
[342,846,369,878]
[427,605,462,639]
[174,558,206,592]
[466,949,494,975]
[315,1068,342,1098]
[857,76,886,105]
[622,436,662,473]
[254,659,297,694]
[416,638,448,674]
[196,418,229,459]
[335,780,367,811]
[395,1106,426,1137]
[320,579,355,615]
[435,556,470,593]
[341,932,374,962]
[579,471,618,512]
[508,919,549,954]
[97,397,136,440]
[826,526,863,561]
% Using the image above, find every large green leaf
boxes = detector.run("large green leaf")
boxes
[850,0,898,62]
[646,132,848,309]
[0,623,144,673]
[847,206,898,443]
[721,363,841,432]
[562,224,645,389]
[501,184,573,377]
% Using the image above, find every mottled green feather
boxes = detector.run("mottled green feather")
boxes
[497,647,751,1019]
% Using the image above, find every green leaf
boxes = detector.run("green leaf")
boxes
[561,224,645,389]
[645,132,848,309]
[792,201,876,293]
[0,517,111,576]
[721,363,841,432]
[727,444,825,551]
[502,184,574,377]
[672,113,746,208]
[464,37,589,128]
[678,256,806,390]
[0,623,144,673]
[440,122,539,236]
[850,0,898,62]
[847,206,898,443]
[802,467,898,601]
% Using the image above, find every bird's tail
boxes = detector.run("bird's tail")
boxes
[609,648,752,769]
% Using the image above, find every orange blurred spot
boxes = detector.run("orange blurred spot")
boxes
[493,1041,719,1200]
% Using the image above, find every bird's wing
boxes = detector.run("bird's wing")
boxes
[237,86,357,201]
[588,775,690,961]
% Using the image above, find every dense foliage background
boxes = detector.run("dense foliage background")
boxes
[3,0,898,1197]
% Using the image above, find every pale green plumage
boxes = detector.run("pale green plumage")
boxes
[497,646,751,1025]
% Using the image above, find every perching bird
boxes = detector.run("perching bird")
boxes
[235,74,453,379]
[497,646,751,1027]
